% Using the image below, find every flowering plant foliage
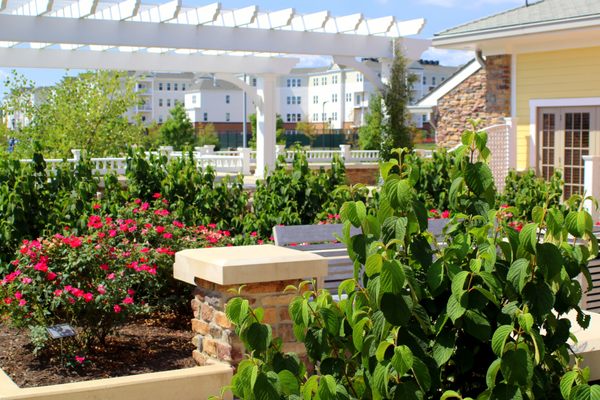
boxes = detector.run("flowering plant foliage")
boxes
[0,196,234,355]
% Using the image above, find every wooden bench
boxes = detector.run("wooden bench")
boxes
[273,219,449,292]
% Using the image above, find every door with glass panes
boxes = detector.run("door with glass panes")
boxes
[538,107,599,199]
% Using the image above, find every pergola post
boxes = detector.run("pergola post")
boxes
[255,74,277,177]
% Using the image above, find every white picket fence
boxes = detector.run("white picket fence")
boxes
[19,145,380,176]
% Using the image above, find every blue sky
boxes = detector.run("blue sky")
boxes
[0,0,525,95]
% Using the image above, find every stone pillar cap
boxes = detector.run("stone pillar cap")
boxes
[174,244,328,286]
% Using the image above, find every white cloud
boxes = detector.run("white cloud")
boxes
[420,47,475,66]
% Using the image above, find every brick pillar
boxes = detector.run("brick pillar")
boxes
[173,245,326,368]
[190,278,303,366]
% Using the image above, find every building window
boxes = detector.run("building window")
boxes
[166,83,171,91]
[356,73,363,82]
[441,77,445,82]
[226,112,230,122]
[313,96,319,104]
[287,96,291,105]
[286,114,291,122]
[167,99,171,107]
[332,93,338,103]
[159,99,163,107]
[203,112,208,122]
[138,83,143,89]
[174,83,178,91]
[297,113,301,122]
[287,79,291,87]
[226,95,230,104]
[191,95,197,105]
[321,77,327,85]
[158,116,163,123]
[356,94,361,105]
[296,96,301,105]
[422,76,427,85]
[182,84,186,91]
[432,77,436,86]
[422,115,427,124]
[346,93,352,102]
[141,116,146,122]
[322,112,326,121]
[332,75,338,84]
[313,77,319,86]
[313,113,318,122]
[296,78,301,86]
[159,82,163,91]
[332,112,338,121]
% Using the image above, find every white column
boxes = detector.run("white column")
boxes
[583,155,600,220]
[71,149,82,162]
[339,144,351,161]
[255,74,278,177]
[203,145,215,154]
[238,147,251,176]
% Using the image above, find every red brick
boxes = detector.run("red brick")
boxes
[263,307,277,325]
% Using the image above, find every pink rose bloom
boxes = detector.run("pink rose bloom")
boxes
[75,355,86,364]
[97,285,106,295]
[107,273,115,280]
[21,277,32,284]
[163,233,173,239]
[18,299,27,307]
[441,210,450,219]
[123,297,134,305]
[153,193,162,199]
[14,291,22,300]
[109,230,117,238]
[53,289,63,297]
[127,289,135,296]
[3,298,12,305]
[113,304,122,313]
[155,226,165,234]
[83,293,94,303]
[46,272,57,281]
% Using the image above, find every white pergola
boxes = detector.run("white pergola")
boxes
[0,0,430,176]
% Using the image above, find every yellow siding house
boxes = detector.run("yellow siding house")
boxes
[433,0,600,200]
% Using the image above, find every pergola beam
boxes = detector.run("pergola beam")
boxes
[0,14,396,58]
[0,47,299,75]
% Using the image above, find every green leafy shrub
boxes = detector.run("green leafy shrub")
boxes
[247,153,347,238]
[0,153,99,262]
[0,197,233,356]
[499,169,563,221]
[221,125,599,399]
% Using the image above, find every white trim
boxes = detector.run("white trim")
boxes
[528,97,600,168]
[510,54,516,119]
[413,60,481,108]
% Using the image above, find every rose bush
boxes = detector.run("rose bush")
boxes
[0,196,238,356]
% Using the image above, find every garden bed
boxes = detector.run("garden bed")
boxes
[0,313,196,388]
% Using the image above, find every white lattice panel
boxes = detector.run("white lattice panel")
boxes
[484,124,510,192]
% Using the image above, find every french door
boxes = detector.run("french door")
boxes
[538,107,599,199]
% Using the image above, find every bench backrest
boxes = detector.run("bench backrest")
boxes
[273,219,449,292]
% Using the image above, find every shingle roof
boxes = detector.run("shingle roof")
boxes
[436,0,600,37]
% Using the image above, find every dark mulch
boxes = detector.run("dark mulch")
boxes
[0,314,196,388]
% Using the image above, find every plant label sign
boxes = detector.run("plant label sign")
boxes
[46,324,76,339]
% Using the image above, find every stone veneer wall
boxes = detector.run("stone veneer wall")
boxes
[435,55,511,148]
[190,278,304,367]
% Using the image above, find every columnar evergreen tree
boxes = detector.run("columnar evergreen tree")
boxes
[381,43,416,159]
[159,102,196,150]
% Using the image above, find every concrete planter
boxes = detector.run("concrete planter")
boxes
[0,363,232,400]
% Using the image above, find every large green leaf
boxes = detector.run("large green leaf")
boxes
[560,370,578,399]
[391,345,414,376]
[246,323,272,353]
[451,271,470,298]
[464,162,494,197]
[464,310,492,341]
[253,372,281,400]
[500,347,533,386]
[373,363,390,398]
[507,258,530,293]
[519,223,538,254]
[278,370,300,396]
[318,375,338,400]
[381,260,406,295]
[381,292,412,326]
[341,201,366,228]
[536,243,563,280]
[433,329,455,367]
[490,383,523,400]
[366,253,383,277]
[491,325,513,357]
[447,293,466,323]
[412,358,432,392]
